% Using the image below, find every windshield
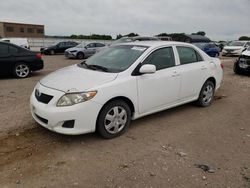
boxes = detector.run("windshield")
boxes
[78,45,148,73]
[228,41,245,46]
[76,43,86,48]
[193,43,207,49]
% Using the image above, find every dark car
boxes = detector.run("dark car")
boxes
[234,47,250,75]
[0,41,43,78]
[194,42,220,57]
[41,41,79,55]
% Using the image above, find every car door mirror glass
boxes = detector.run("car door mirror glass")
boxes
[139,64,156,74]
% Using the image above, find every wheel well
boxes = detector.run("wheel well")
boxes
[207,77,216,88]
[104,97,135,114]
[77,51,84,56]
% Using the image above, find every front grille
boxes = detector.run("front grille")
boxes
[35,89,53,104]
[35,114,48,124]
[226,49,234,53]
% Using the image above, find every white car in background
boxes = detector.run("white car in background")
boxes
[222,41,250,56]
[1,38,30,49]
[30,41,223,139]
[64,42,105,59]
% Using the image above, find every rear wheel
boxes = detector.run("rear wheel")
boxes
[77,52,84,59]
[13,63,30,78]
[97,100,131,139]
[196,80,215,107]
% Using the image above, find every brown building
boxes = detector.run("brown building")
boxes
[0,21,44,38]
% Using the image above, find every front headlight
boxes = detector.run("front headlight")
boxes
[57,91,97,107]
[70,50,77,53]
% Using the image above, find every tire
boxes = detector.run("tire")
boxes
[196,80,215,107]
[13,63,30,78]
[77,52,84,59]
[234,61,243,75]
[97,100,131,139]
[50,50,55,55]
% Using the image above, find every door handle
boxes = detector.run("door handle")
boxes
[171,71,180,77]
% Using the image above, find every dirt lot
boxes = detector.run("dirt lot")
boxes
[0,55,249,188]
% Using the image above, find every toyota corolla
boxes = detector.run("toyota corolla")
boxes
[30,41,223,139]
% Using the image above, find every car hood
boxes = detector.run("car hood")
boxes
[242,50,250,56]
[224,46,243,50]
[40,65,118,92]
[65,47,82,52]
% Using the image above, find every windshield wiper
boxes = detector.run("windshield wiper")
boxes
[78,61,109,72]
[87,64,109,72]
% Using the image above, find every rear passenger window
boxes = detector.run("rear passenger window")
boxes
[96,43,105,47]
[177,46,203,65]
[0,43,9,55]
[143,47,175,70]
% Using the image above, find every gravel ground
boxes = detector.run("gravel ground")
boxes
[0,55,249,188]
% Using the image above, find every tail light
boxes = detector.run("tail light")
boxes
[220,63,224,69]
[36,53,42,59]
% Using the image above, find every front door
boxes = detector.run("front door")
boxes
[137,47,181,114]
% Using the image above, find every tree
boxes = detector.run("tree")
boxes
[192,31,206,36]
[239,36,250,41]
[116,34,123,39]
[126,33,139,37]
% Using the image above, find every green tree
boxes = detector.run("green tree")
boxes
[239,36,250,40]
[192,31,206,36]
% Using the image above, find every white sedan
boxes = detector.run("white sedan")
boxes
[30,41,223,138]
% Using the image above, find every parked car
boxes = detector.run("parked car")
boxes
[234,47,250,75]
[96,36,159,53]
[0,41,43,78]
[30,41,223,138]
[194,42,220,57]
[1,38,30,49]
[112,36,160,45]
[222,41,250,56]
[65,42,105,59]
[157,36,173,41]
[41,41,79,55]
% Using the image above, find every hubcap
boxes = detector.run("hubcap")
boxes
[16,64,29,77]
[104,106,127,134]
[202,85,213,104]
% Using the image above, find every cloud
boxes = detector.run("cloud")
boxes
[0,0,249,40]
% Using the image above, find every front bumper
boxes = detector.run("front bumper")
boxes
[222,50,242,56]
[30,83,102,135]
[64,51,77,58]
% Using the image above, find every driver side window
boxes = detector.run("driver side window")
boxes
[143,47,175,70]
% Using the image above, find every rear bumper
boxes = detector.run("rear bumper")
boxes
[30,59,44,71]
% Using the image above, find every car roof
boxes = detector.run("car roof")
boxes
[115,41,195,48]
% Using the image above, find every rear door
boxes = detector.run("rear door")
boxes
[176,46,209,100]
[0,43,14,75]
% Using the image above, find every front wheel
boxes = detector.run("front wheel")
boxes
[77,52,84,59]
[234,61,243,75]
[97,100,131,139]
[13,63,30,78]
[50,50,55,55]
[196,80,215,107]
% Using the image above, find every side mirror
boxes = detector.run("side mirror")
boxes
[139,64,156,74]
